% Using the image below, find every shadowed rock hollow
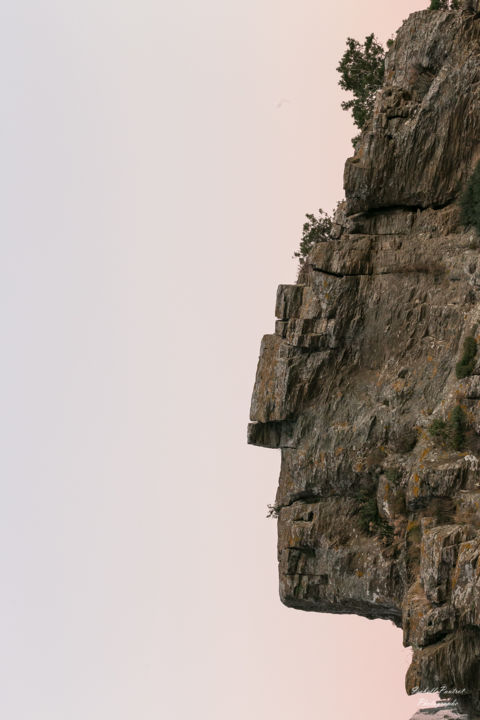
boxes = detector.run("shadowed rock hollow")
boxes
[249,5,480,715]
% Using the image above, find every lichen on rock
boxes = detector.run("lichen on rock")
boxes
[249,6,480,716]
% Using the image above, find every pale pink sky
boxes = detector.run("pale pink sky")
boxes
[0,1,436,718]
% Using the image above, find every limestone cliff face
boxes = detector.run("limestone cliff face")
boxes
[249,6,480,713]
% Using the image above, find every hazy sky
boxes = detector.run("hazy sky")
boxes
[0,1,436,718]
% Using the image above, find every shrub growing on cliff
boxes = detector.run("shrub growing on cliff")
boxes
[336,34,385,142]
[355,486,393,541]
[266,503,280,518]
[429,418,448,444]
[294,209,333,266]
[461,161,480,235]
[456,334,477,379]
[451,405,467,451]
[428,405,467,451]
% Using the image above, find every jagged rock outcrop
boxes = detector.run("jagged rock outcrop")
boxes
[345,7,480,215]
[249,6,480,716]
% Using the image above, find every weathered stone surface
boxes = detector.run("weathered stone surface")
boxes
[249,5,480,716]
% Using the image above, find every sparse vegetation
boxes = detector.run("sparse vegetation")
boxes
[337,34,385,145]
[461,161,480,235]
[266,503,280,519]
[294,208,334,267]
[451,405,467,451]
[429,418,448,442]
[456,334,477,379]
[428,405,467,451]
[355,486,393,541]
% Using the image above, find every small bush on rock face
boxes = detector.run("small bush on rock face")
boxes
[428,405,467,451]
[461,161,480,234]
[266,503,280,518]
[294,209,333,267]
[429,418,448,442]
[456,335,477,379]
[451,405,467,451]
[355,486,393,541]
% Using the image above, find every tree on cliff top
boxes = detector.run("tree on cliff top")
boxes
[336,34,385,141]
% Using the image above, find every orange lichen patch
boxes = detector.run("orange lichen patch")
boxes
[427,355,433,362]
[335,446,344,457]
[356,570,364,578]
[412,473,421,498]
[393,379,406,393]
[432,365,438,378]
[332,422,349,431]
[354,461,364,472]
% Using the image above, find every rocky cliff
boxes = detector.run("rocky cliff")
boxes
[249,5,480,715]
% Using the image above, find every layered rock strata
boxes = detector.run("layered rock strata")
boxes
[249,7,480,714]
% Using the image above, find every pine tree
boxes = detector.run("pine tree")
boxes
[336,34,385,136]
